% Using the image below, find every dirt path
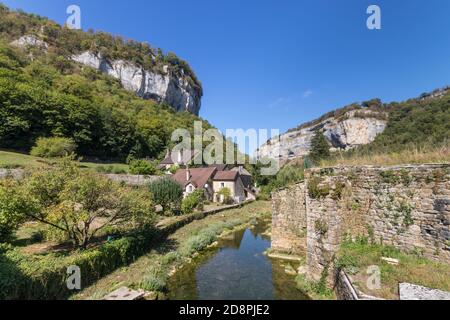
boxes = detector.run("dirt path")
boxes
[72,201,271,300]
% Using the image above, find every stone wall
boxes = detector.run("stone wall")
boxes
[0,169,24,180]
[271,164,450,285]
[271,184,307,254]
[0,169,161,186]
[105,174,162,186]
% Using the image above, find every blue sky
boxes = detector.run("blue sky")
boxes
[3,0,450,153]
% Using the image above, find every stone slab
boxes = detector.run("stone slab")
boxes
[103,287,146,300]
[399,283,450,300]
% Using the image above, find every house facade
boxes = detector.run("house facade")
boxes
[171,167,216,200]
[212,170,246,204]
[170,165,255,204]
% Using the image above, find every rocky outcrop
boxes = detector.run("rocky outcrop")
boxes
[11,35,48,50]
[72,51,201,115]
[11,36,202,115]
[256,109,387,161]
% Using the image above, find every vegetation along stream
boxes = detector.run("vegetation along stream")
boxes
[167,220,309,300]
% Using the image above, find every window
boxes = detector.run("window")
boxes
[221,183,225,188]
[188,186,193,192]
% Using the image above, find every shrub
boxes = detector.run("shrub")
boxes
[148,178,183,214]
[309,130,330,164]
[140,269,167,292]
[129,159,157,175]
[30,137,76,158]
[0,180,27,242]
[2,159,155,248]
[0,226,158,299]
[181,189,204,214]
[217,187,233,204]
[308,177,330,199]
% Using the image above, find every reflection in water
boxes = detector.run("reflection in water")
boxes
[167,222,309,300]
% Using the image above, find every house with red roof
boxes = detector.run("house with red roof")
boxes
[171,165,255,204]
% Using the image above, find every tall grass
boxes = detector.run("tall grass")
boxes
[320,144,450,168]
[139,219,244,293]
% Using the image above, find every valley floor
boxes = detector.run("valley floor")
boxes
[71,201,271,300]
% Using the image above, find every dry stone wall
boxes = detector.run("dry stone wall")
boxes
[271,184,307,254]
[271,164,450,284]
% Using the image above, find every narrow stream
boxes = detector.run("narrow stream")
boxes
[167,221,309,300]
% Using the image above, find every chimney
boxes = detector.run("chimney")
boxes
[186,166,190,182]
[239,166,243,174]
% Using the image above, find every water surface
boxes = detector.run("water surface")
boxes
[167,222,309,300]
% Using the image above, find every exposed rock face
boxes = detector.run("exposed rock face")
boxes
[72,52,201,115]
[11,36,202,115]
[11,35,48,50]
[256,109,387,161]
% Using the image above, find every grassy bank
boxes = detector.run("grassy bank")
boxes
[319,144,450,168]
[72,201,271,300]
[0,150,129,173]
[336,240,450,299]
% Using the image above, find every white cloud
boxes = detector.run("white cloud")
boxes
[268,97,292,109]
[302,89,313,98]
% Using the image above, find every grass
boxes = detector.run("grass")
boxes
[71,200,272,300]
[0,150,129,173]
[320,144,450,168]
[295,274,335,300]
[0,150,50,168]
[337,239,450,299]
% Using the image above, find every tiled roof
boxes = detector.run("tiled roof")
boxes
[213,170,239,181]
[160,149,198,165]
[172,167,217,188]
[230,166,252,176]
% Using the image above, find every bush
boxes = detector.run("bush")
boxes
[140,268,167,292]
[129,159,157,175]
[217,187,233,204]
[30,137,76,158]
[181,189,204,214]
[0,180,27,242]
[309,130,330,164]
[148,178,183,214]
[1,159,155,248]
[0,226,158,299]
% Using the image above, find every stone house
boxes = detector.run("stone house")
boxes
[171,167,216,200]
[212,170,246,204]
[158,149,199,171]
[171,165,255,204]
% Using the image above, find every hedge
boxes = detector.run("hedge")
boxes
[0,227,157,300]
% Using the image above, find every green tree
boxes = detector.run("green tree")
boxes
[148,178,183,214]
[30,137,77,158]
[1,159,155,248]
[217,187,233,204]
[129,159,157,175]
[181,189,204,214]
[309,130,330,164]
[0,180,28,242]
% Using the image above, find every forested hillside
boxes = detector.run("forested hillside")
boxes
[0,5,211,161]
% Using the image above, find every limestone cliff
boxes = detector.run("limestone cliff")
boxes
[256,109,388,161]
[71,52,201,115]
[12,36,202,115]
